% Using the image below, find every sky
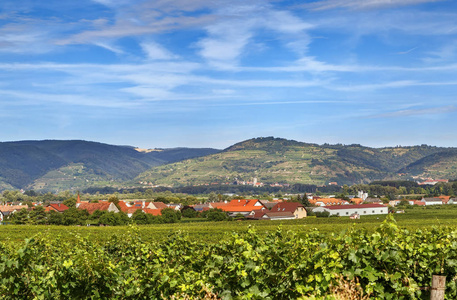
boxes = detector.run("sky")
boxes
[1,0,457,149]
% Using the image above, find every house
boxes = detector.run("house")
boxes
[388,200,402,207]
[191,203,212,212]
[0,205,28,222]
[259,200,277,209]
[167,203,182,211]
[45,203,69,213]
[420,197,443,206]
[77,202,120,214]
[447,198,457,205]
[438,195,451,204]
[270,202,307,219]
[313,204,388,217]
[0,210,13,222]
[218,199,266,217]
[117,200,166,217]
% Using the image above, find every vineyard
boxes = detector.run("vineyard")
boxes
[1,215,457,299]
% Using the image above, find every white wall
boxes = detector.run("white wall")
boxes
[313,206,388,216]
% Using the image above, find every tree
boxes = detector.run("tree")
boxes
[181,207,198,218]
[208,192,218,202]
[131,209,148,224]
[203,208,227,221]
[108,195,120,208]
[10,208,29,224]
[99,211,129,226]
[301,194,311,207]
[161,208,181,223]
[47,210,63,225]
[63,198,77,208]
[29,206,47,225]
[62,208,88,226]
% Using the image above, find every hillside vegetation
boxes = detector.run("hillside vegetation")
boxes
[2,137,457,191]
[0,140,219,191]
[136,137,448,186]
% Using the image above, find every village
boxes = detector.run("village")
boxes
[1,190,456,225]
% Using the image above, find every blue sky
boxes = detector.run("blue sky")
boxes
[1,0,457,149]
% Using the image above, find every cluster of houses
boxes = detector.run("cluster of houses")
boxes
[0,197,177,222]
[0,198,310,222]
[190,199,307,220]
[4,191,457,223]
[389,195,457,206]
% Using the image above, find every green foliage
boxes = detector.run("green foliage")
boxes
[62,197,76,208]
[315,211,330,218]
[62,208,89,226]
[10,208,29,224]
[2,218,457,299]
[181,207,199,218]
[202,208,228,221]
[161,208,181,223]
[99,211,129,226]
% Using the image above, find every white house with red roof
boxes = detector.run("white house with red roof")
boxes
[313,204,388,217]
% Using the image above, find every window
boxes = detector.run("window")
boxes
[364,211,366,214]
[372,210,375,213]
[346,212,349,215]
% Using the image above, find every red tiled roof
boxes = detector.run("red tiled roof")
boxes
[78,202,113,214]
[351,198,364,205]
[152,202,167,209]
[210,202,229,208]
[143,208,162,216]
[0,205,28,212]
[47,203,69,212]
[219,199,265,212]
[271,202,304,213]
[310,198,348,205]
[125,208,142,215]
[117,201,129,213]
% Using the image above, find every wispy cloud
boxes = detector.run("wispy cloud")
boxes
[368,105,457,118]
[423,41,457,63]
[332,80,457,91]
[305,0,446,11]
[141,42,178,60]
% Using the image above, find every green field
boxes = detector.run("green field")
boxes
[1,209,457,299]
[2,206,457,245]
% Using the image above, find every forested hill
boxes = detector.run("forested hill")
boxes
[136,137,454,187]
[0,140,220,191]
[1,137,456,192]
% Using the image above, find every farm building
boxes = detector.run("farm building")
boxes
[313,203,388,217]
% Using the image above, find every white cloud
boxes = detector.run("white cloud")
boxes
[306,0,446,11]
[141,42,178,60]
[332,80,457,92]
[197,20,255,64]
[369,105,457,118]
[94,41,125,54]
[423,42,457,63]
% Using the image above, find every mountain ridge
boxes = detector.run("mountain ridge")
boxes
[1,137,456,192]
[0,140,220,191]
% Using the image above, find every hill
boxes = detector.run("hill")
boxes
[0,140,220,191]
[2,137,457,192]
[136,137,449,187]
